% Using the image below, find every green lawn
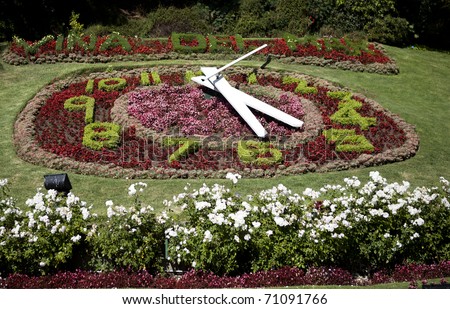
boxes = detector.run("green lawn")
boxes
[0,46,449,214]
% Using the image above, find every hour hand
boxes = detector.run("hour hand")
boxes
[197,67,268,138]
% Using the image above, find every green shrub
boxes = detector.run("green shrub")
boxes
[98,77,127,92]
[366,15,414,47]
[140,71,162,86]
[151,71,162,85]
[306,0,336,32]
[13,35,54,56]
[170,32,207,54]
[323,128,375,152]
[0,182,96,275]
[84,24,114,37]
[283,33,321,51]
[247,72,258,84]
[272,0,312,36]
[140,72,150,86]
[208,34,244,53]
[0,179,23,274]
[69,11,84,36]
[184,70,203,84]
[112,18,153,38]
[67,34,97,52]
[89,183,165,272]
[164,172,450,275]
[82,122,121,151]
[327,90,353,101]
[55,34,64,52]
[162,137,200,164]
[1,172,450,276]
[99,32,131,53]
[283,33,301,51]
[85,80,94,94]
[237,140,283,166]
[233,0,276,37]
[282,76,318,94]
[64,95,95,124]
[146,5,212,37]
[295,81,318,94]
[330,99,377,130]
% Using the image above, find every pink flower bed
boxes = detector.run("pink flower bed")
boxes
[128,84,305,137]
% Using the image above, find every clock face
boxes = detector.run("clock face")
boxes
[14,66,418,179]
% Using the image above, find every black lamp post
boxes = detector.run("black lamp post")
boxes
[43,173,72,196]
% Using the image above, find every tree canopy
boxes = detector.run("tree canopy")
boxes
[0,0,448,49]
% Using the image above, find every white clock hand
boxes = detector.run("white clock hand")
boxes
[192,73,303,128]
[200,67,268,138]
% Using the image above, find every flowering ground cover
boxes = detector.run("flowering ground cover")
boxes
[1,32,399,74]
[13,66,418,179]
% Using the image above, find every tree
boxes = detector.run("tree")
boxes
[273,0,311,36]
[336,0,396,19]
[234,0,277,36]
[396,0,450,49]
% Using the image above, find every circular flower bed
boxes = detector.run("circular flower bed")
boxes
[13,66,419,179]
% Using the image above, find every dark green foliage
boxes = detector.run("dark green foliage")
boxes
[234,0,277,36]
[306,0,336,33]
[0,1,449,53]
[145,5,212,37]
[366,16,414,47]
[272,0,312,36]
[84,25,115,37]
[395,0,450,49]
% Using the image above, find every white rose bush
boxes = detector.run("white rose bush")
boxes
[163,171,450,275]
[1,172,450,280]
[88,183,166,273]
[0,181,97,275]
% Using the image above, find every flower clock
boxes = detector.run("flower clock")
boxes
[14,64,419,179]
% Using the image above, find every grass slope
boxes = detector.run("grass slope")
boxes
[0,46,449,214]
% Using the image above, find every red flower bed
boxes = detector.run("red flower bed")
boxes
[0,266,352,289]
[3,33,397,73]
[2,261,450,288]
[13,67,418,179]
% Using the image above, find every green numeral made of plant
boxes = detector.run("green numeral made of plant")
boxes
[238,140,283,166]
[328,91,376,130]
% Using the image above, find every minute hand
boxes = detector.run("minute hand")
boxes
[228,87,303,128]
[204,44,268,81]
[192,74,303,129]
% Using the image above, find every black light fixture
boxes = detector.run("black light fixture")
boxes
[43,173,72,196]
